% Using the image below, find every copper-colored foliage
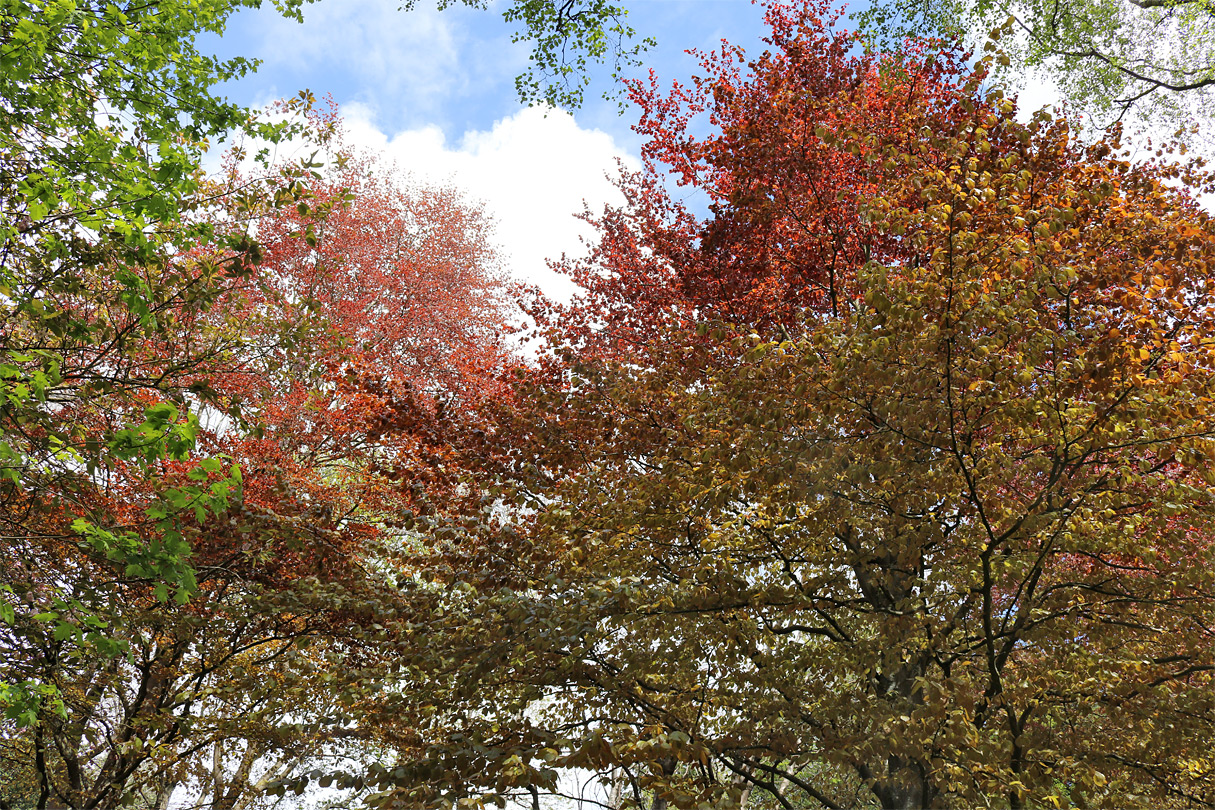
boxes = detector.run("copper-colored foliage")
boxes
[361,3,1215,810]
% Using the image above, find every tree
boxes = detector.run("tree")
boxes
[204,122,517,556]
[177,135,516,810]
[0,0,578,725]
[407,0,654,109]
[0,0,329,723]
[0,0,631,792]
[0,115,517,810]
[852,0,1215,133]
[0,732,39,809]
[0,166,332,807]
[344,3,1215,808]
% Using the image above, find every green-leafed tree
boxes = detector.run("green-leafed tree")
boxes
[0,0,330,723]
[853,0,1215,134]
[411,0,654,109]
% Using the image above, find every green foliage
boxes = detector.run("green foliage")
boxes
[854,0,1215,132]
[0,0,313,726]
[407,0,653,109]
[0,0,306,270]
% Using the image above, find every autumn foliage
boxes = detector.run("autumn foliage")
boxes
[0,112,516,810]
[344,4,1215,810]
[5,3,1215,810]
[534,3,976,357]
[213,141,514,574]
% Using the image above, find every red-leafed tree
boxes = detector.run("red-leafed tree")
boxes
[214,137,515,544]
[531,1,976,358]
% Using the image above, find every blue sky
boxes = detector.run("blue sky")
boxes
[199,1,794,296]
[207,0,777,146]
[200,0,1071,297]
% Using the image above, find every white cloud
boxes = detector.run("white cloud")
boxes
[343,105,640,301]
[238,0,476,124]
[1013,67,1064,124]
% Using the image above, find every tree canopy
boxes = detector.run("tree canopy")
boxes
[4,0,1215,808]
[0,113,516,810]
[0,0,640,730]
[853,0,1215,133]
[329,4,1215,809]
